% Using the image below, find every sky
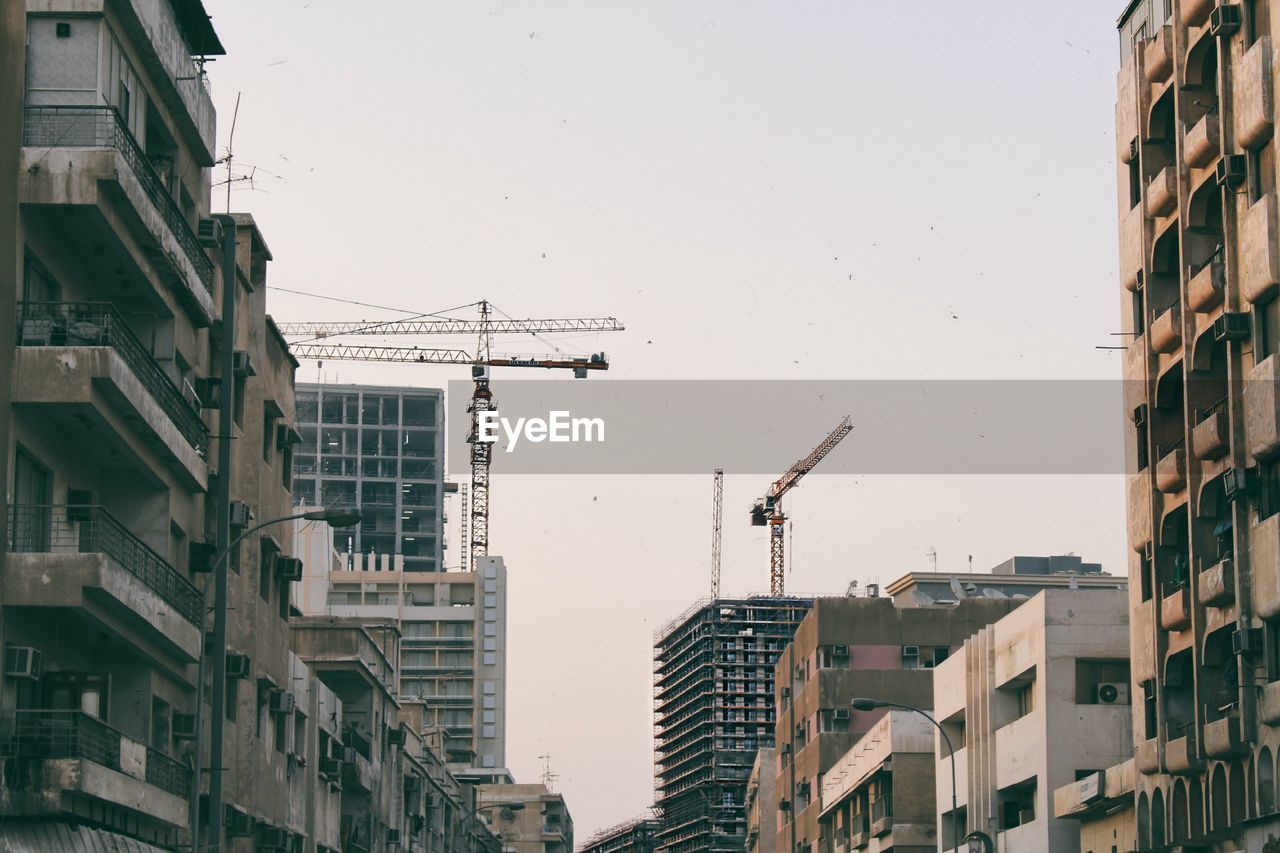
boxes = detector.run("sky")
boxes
[202,0,1130,837]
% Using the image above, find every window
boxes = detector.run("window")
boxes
[1074,659,1131,704]
[260,539,278,603]
[22,254,60,303]
[1258,296,1280,361]
[1260,461,1280,521]
[1017,683,1034,717]
[1128,151,1142,210]
[274,705,288,754]
[11,447,52,551]
[151,697,171,752]
[999,779,1037,828]
[294,712,307,758]
[1247,0,1272,49]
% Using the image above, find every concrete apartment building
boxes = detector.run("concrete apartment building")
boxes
[653,596,813,853]
[771,590,1021,853]
[477,782,574,853]
[931,589,1132,853]
[1116,0,1280,846]
[294,528,510,780]
[746,748,777,853]
[580,815,660,853]
[1054,759,1139,853]
[293,383,445,573]
[816,710,936,853]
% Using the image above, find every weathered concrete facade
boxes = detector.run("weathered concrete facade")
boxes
[772,590,1020,853]
[477,782,573,853]
[1116,0,1280,846]
[932,589,1132,853]
[746,748,777,853]
[1054,759,1139,853]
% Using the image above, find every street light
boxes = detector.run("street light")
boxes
[457,802,525,853]
[200,506,361,851]
[851,698,960,853]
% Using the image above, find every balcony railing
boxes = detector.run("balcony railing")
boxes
[7,504,202,626]
[0,709,120,768]
[145,746,192,798]
[23,105,215,296]
[16,301,209,455]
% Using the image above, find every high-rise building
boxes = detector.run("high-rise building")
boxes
[293,383,445,572]
[1116,0,1280,847]
[652,596,813,853]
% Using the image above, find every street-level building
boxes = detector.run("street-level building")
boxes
[1054,759,1138,853]
[932,589,1132,853]
[1116,0,1280,846]
[817,710,936,853]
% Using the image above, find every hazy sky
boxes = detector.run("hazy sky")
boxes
[203,0,1128,836]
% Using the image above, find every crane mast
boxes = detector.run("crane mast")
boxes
[750,415,852,595]
[710,469,724,599]
[282,300,623,571]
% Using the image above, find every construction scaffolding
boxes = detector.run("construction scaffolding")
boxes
[579,814,661,853]
[652,596,813,853]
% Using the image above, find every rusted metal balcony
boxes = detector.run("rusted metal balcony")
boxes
[15,301,208,456]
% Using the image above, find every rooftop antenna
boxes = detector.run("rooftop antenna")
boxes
[710,469,724,598]
[968,554,974,572]
[539,753,559,791]
[926,546,938,573]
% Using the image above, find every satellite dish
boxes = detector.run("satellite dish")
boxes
[950,577,967,600]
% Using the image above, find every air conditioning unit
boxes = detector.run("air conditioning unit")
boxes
[387,828,403,845]
[256,825,290,849]
[229,501,252,528]
[1217,154,1248,189]
[276,423,302,450]
[426,794,441,809]
[404,774,421,791]
[1211,4,1243,36]
[197,218,223,248]
[1096,682,1130,705]
[1214,312,1251,342]
[797,780,811,796]
[833,708,851,721]
[5,646,42,680]
[832,644,849,657]
[224,807,253,837]
[779,798,792,812]
[226,654,251,679]
[275,557,304,582]
[319,756,342,778]
[1224,467,1255,502]
[341,746,358,764]
[1018,809,1035,826]
[173,713,198,740]
[231,351,255,377]
[269,690,295,715]
[781,687,791,699]
[1133,403,1148,426]
[902,645,920,658]
[388,728,407,746]
[1234,626,1264,655]
[194,376,221,408]
[1128,137,1139,162]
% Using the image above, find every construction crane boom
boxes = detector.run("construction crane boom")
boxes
[710,469,724,599]
[283,299,622,571]
[751,416,852,595]
[279,317,624,338]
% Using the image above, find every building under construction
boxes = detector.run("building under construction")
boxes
[578,815,660,853]
[653,596,813,853]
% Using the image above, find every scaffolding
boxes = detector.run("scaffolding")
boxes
[652,596,813,853]
[579,814,661,853]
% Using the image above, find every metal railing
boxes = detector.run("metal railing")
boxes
[23,105,214,295]
[0,710,120,769]
[145,745,193,798]
[1196,396,1230,424]
[15,302,208,455]
[7,504,202,625]
[871,796,892,824]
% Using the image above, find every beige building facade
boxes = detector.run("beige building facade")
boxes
[931,589,1132,853]
[1116,0,1280,846]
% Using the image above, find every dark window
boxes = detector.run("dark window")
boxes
[262,413,276,463]
[1129,154,1142,210]
[151,697,170,752]
[1260,461,1280,521]
[1133,284,1146,337]
[259,539,277,603]
[22,254,60,303]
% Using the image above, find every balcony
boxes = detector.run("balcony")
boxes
[1136,737,1160,775]
[1144,26,1175,83]
[1192,401,1229,460]
[14,302,209,483]
[1146,166,1178,219]
[21,106,214,318]
[1204,714,1246,758]
[1245,355,1280,460]
[1242,194,1280,304]
[1166,729,1201,774]
[1260,681,1280,726]
[1198,558,1234,607]
[870,796,893,837]
[849,816,869,848]
[1129,474,1153,553]
[1185,111,1221,169]
[1156,443,1187,493]
[4,505,202,662]
[1257,514,1280,620]
[1150,303,1182,353]
[1182,0,1214,25]
[1188,257,1226,312]
[0,710,190,828]
[1235,37,1274,150]
[1161,583,1191,631]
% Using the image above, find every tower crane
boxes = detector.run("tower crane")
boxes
[750,416,852,595]
[710,468,724,599]
[281,300,623,570]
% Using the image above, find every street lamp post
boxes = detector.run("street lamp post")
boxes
[199,506,361,851]
[454,801,524,853]
[851,698,960,853]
